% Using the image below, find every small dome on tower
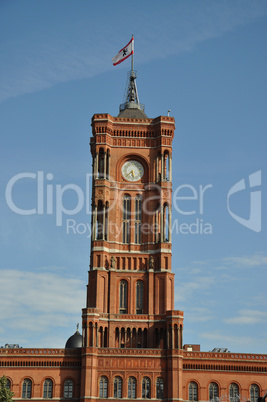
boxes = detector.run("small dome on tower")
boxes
[65,325,82,349]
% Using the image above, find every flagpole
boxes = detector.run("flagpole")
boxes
[131,34,134,72]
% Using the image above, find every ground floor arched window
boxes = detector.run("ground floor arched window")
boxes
[229,383,239,402]
[22,379,32,399]
[209,382,219,402]
[189,382,198,401]
[250,384,259,402]
[64,379,73,399]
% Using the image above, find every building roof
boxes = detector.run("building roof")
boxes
[117,107,148,119]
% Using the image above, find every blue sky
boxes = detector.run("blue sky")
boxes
[0,0,266,353]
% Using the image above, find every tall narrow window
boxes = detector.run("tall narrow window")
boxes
[114,377,122,398]
[229,384,239,402]
[128,377,137,398]
[43,379,53,398]
[99,376,108,398]
[123,196,131,243]
[209,383,219,402]
[119,280,128,314]
[156,378,164,399]
[64,379,73,399]
[99,148,104,178]
[189,382,198,401]
[104,202,108,241]
[142,377,151,399]
[22,379,32,399]
[163,204,169,242]
[136,280,144,314]
[250,385,259,402]
[135,195,142,243]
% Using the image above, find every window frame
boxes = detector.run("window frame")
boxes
[43,378,53,399]
[22,378,32,399]
[5,378,11,390]
[128,376,137,398]
[114,376,122,398]
[63,379,74,399]
[209,382,219,402]
[123,195,131,244]
[99,376,108,398]
[134,195,142,244]
[119,280,128,314]
[142,376,151,399]
[136,280,144,314]
[189,381,198,401]
[229,383,239,402]
[156,377,164,399]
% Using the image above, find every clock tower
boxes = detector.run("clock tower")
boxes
[81,70,184,400]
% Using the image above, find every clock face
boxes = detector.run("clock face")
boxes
[122,160,144,182]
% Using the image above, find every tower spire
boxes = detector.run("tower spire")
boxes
[119,69,145,114]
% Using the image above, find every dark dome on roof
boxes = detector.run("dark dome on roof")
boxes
[65,330,82,349]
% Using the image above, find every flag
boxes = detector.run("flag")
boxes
[112,37,134,66]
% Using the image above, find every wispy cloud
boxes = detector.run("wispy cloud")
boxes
[223,253,267,268]
[185,307,214,323]
[200,330,255,349]
[224,309,267,325]
[0,269,85,340]
[175,253,267,332]
[1,1,267,103]
[175,275,216,303]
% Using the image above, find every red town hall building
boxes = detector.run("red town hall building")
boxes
[1,70,266,401]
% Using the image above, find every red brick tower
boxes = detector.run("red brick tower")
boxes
[81,70,184,400]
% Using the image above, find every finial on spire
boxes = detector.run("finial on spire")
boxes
[76,323,79,332]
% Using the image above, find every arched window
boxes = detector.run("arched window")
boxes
[5,378,11,389]
[22,379,32,399]
[209,382,219,402]
[136,280,144,314]
[189,382,198,401]
[99,376,108,398]
[114,376,122,398]
[142,377,151,399]
[156,377,164,399]
[135,195,142,243]
[128,377,137,398]
[229,383,239,402]
[250,384,259,402]
[43,379,53,398]
[64,379,73,399]
[119,280,128,314]
[123,195,131,243]
[163,203,169,242]
[98,148,104,178]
